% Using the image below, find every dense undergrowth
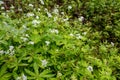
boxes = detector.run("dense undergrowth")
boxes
[0,0,120,80]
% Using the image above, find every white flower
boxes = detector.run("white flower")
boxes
[70,33,74,37]
[22,25,29,30]
[57,71,62,77]
[76,34,83,39]
[41,59,48,67]
[16,77,21,80]
[44,8,48,12]
[16,74,27,80]
[63,18,69,21]
[28,41,34,45]
[6,46,15,56]
[0,50,4,53]
[22,25,27,28]
[68,5,72,10]
[28,4,34,7]
[87,66,93,72]
[78,16,84,22]
[53,8,59,14]
[40,0,44,5]
[0,50,4,55]
[61,12,64,15]
[22,74,27,80]
[10,50,15,56]
[20,37,28,42]
[6,10,10,13]
[1,6,5,10]
[45,41,50,46]
[36,16,39,19]
[50,29,59,34]
[9,46,14,51]
[83,32,87,35]
[27,13,34,17]
[25,34,29,37]
[18,8,22,11]
[54,17,58,21]
[10,5,14,9]
[0,1,4,4]
[47,12,52,17]
[38,8,41,11]
[32,20,40,25]
[111,42,114,46]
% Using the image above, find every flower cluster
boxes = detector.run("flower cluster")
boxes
[28,4,34,7]
[40,0,44,5]
[16,74,27,80]
[32,20,40,26]
[41,59,48,67]
[50,29,59,34]
[26,13,34,17]
[0,50,5,55]
[1,46,15,56]
[68,5,72,10]
[78,16,84,22]
[76,34,83,39]
[87,66,93,72]
[20,34,29,42]
[45,41,50,46]
[0,1,4,5]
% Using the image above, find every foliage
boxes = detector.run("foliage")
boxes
[0,0,120,80]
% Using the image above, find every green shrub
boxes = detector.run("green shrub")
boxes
[0,0,120,80]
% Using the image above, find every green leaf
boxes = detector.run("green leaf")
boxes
[39,70,54,78]
[0,64,11,80]
[0,64,7,77]
[0,40,8,45]
[1,73,11,79]
[24,68,35,76]
[99,44,107,53]
[27,76,36,80]
[33,62,39,75]
[30,34,41,43]
[18,63,29,66]
[13,72,19,79]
